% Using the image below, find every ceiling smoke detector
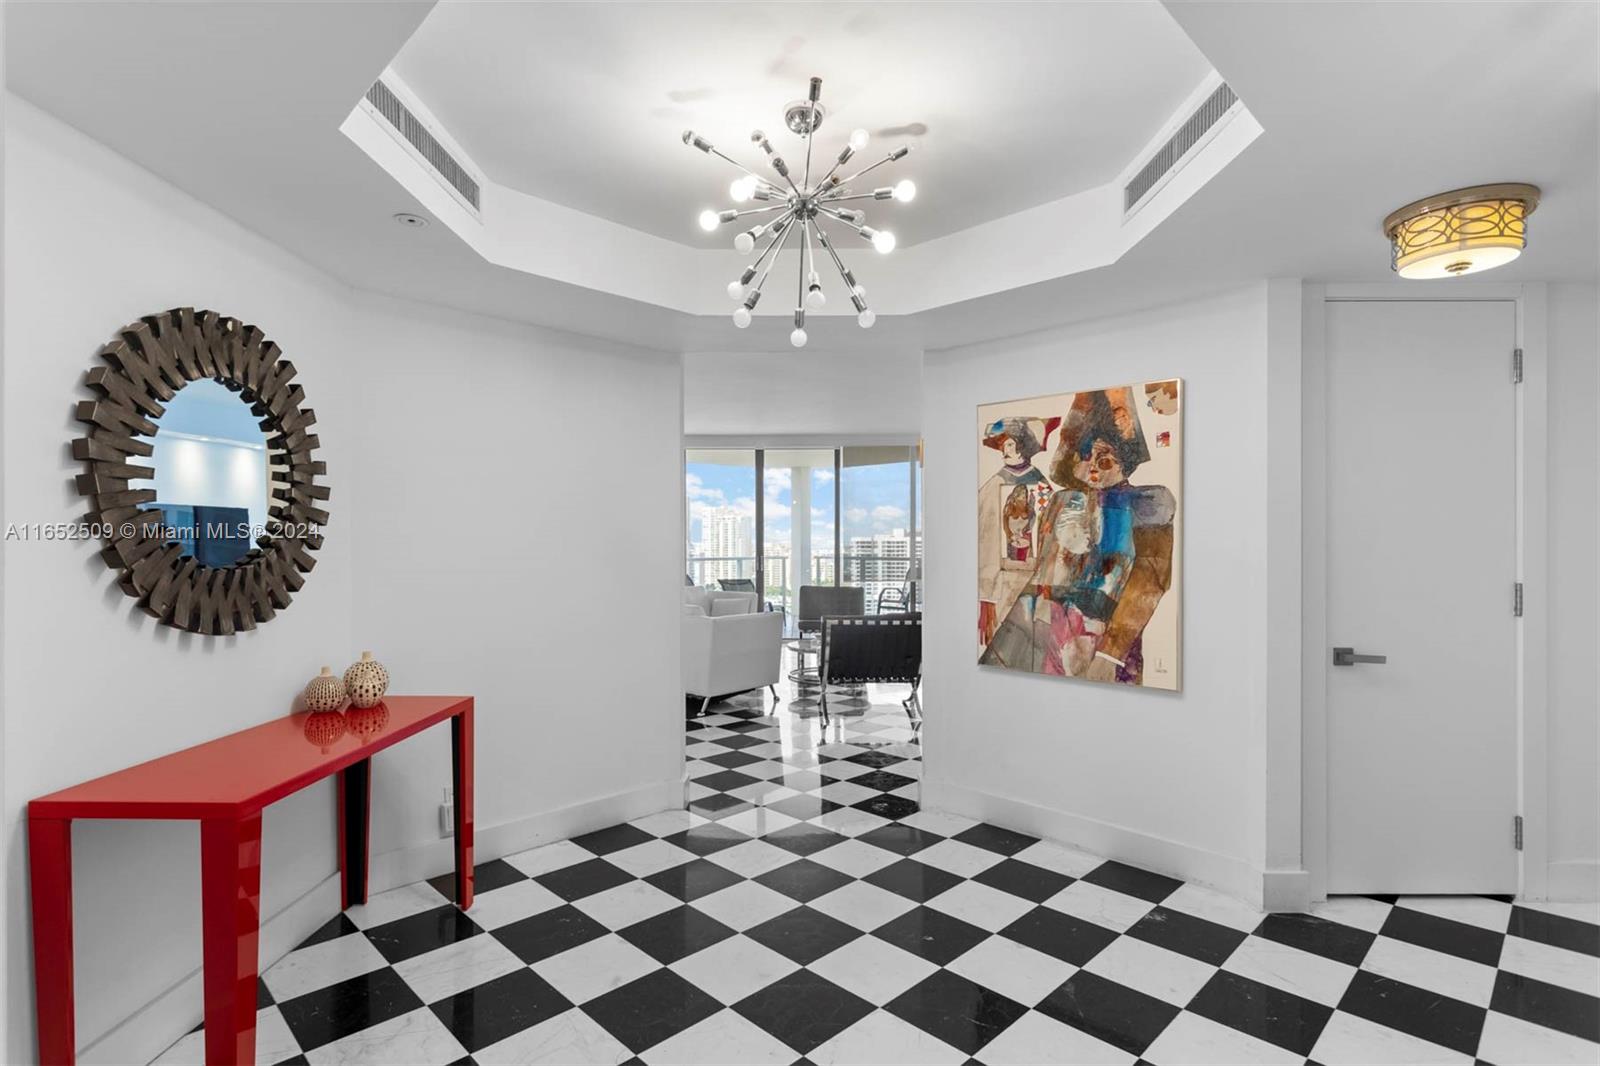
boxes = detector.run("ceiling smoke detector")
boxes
[393,212,430,229]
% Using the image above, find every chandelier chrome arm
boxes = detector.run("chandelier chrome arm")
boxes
[833,146,912,190]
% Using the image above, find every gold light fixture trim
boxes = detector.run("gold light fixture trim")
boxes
[1384,183,1540,279]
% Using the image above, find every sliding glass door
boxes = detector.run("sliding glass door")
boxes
[841,445,919,611]
[684,449,757,588]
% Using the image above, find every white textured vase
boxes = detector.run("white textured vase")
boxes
[343,651,390,709]
[303,666,347,713]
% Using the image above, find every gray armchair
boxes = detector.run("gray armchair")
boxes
[797,585,865,635]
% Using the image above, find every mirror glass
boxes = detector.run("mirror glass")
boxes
[130,380,271,567]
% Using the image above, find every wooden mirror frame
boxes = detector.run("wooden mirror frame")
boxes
[73,307,329,635]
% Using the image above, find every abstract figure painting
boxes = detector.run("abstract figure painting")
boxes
[978,380,1182,689]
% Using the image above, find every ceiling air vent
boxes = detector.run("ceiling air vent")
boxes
[1124,82,1238,214]
[365,79,481,213]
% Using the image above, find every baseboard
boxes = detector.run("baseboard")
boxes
[1545,859,1600,902]
[922,779,1286,911]
[1261,867,1312,912]
[78,777,682,1064]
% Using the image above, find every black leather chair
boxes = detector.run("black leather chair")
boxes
[797,585,865,635]
[819,611,922,723]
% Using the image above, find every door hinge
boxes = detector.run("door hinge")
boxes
[1513,348,1523,384]
[1514,815,1524,851]
[1514,583,1524,617]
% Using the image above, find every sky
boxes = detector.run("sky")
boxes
[686,456,915,549]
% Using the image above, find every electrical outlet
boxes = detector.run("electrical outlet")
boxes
[439,787,454,838]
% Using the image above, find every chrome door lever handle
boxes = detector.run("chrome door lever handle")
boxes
[1332,646,1387,666]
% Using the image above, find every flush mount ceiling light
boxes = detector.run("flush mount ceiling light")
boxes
[1383,183,1540,279]
[683,76,915,346]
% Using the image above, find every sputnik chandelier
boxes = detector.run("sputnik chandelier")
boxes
[683,75,915,346]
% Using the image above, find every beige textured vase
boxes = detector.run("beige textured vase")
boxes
[343,651,390,709]
[303,666,347,713]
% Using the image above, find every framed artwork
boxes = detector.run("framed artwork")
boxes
[977,379,1182,690]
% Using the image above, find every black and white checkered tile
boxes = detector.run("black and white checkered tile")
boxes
[156,684,1600,1065]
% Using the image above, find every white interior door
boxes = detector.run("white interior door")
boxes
[1325,299,1518,895]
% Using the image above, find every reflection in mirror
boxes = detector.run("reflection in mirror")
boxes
[130,380,270,567]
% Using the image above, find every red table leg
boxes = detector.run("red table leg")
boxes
[451,705,475,908]
[337,758,371,909]
[29,816,76,1066]
[200,814,262,1066]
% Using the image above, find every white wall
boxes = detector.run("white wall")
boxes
[684,348,922,437]
[2,97,683,1063]
[1546,281,1599,898]
[920,286,1277,905]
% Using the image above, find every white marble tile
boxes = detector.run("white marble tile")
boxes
[640,1008,797,1065]
[728,781,801,806]
[503,839,592,878]
[463,877,565,930]
[808,934,938,1005]
[1141,1011,1302,1065]
[1083,935,1217,1006]
[1496,933,1599,996]
[1222,933,1357,1006]
[304,1007,466,1066]
[571,880,681,928]
[1309,895,1393,934]
[914,839,1007,878]
[705,839,799,878]
[1361,935,1498,1006]
[810,837,902,878]
[1476,1008,1600,1065]
[606,839,698,878]
[888,784,922,802]
[392,933,525,1004]
[1013,841,1106,880]
[809,880,918,931]
[737,760,790,781]
[683,743,725,759]
[926,879,1036,932]
[719,806,800,837]
[684,782,717,802]
[343,882,449,930]
[1395,895,1513,933]
[809,807,891,837]
[740,742,788,759]
[1309,1010,1472,1066]
[807,1009,966,1065]
[531,933,661,1005]
[1162,881,1264,932]
[1044,880,1156,933]
[473,1007,632,1066]
[151,1007,302,1066]
[628,809,707,837]
[976,1008,1136,1065]
[819,759,875,781]
[669,934,800,1004]
[262,931,388,1002]
[816,780,881,806]
[947,937,1076,1007]
[689,880,798,931]
[896,810,981,837]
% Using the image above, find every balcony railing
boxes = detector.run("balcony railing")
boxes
[686,553,923,613]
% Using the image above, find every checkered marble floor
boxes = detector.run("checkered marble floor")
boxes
[155,682,1599,1065]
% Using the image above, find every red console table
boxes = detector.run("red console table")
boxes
[27,695,474,1066]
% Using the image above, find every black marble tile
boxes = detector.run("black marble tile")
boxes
[429,968,571,1053]
[1188,969,1333,1056]
[583,969,723,1054]
[763,794,842,823]
[257,977,274,1009]
[720,718,772,732]
[708,733,765,750]
[972,859,1075,904]
[365,904,482,965]
[271,1056,308,1066]
[745,905,866,965]
[277,967,423,1051]
[886,968,1028,1054]
[618,904,737,964]
[734,968,875,1054]
[1080,861,1183,903]
[296,913,360,951]
[1125,906,1249,966]
[1000,906,1119,966]
[850,769,919,793]
[644,857,745,902]
[1507,906,1600,958]
[688,793,754,820]
[1036,971,1181,1056]
[1380,906,1505,967]
[702,749,764,770]
[533,858,635,902]
[754,858,855,903]
[491,904,608,964]
[761,822,847,856]
[842,750,906,769]
[569,823,657,857]
[1255,911,1376,967]
[1489,969,1600,1043]
[1337,970,1485,1055]
[428,858,526,903]
[953,823,1040,857]
[662,822,749,856]
[693,768,764,793]
[853,794,921,821]
[864,858,962,903]
[857,824,941,857]
[874,905,990,966]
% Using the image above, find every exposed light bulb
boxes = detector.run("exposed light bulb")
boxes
[734,232,755,255]
[698,209,720,232]
[729,176,757,203]
[806,286,826,310]
[893,179,917,203]
[733,307,752,328]
[872,230,897,254]
[849,128,869,151]
[790,327,808,348]
[727,280,746,300]
[858,308,876,329]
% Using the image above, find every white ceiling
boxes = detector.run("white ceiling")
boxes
[391,1,1211,247]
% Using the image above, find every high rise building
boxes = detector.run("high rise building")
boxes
[698,506,754,583]
[847,528,913,609]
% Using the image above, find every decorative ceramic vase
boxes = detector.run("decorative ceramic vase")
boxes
[303,666,347,713]
[343,651,389,709]
[302,709,347,753]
